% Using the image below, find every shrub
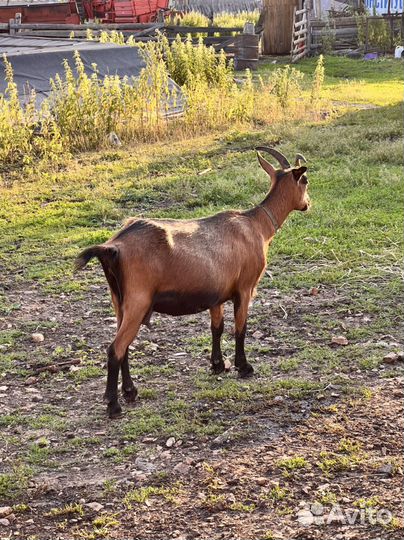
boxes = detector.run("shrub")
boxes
[166,10,260,29]
[213,10,260,28]
[269,64,304,111]
[311,54,325,104]
[0,36,329,181]
[0,55,64,184]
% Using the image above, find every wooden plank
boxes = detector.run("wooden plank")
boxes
[291,48,307,62]
[293,28,308,37]
[292,46,307,55]
[157,25,243,34]
[9,22,243,35]
[294,19,307,28]
[290,6,296,60]
[10,22,161,31]
[293,35,306,46]
[264,0,300,55]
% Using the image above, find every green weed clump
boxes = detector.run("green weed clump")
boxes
[168,10,260,29]
[0,38,328,182]
[50,45,171,151]
[268,64,304,111]
[0,56,64,184]
[168,11,210,27]
[160,34,233,87]
[213,10,260,28]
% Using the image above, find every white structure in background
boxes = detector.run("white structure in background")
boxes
[364,0,403,13]
[313,0,403,17]
[312,1,351,17]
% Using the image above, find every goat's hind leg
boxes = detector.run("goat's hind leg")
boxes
[233,293,254,378]
[104,297,150,418]
[109,292,137,403]
[209,304,225,374]
[121,350,137,403]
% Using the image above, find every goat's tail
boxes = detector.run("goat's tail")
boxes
[75,244,123,303]
[74,245,117,271]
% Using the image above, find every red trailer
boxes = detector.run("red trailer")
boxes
[0,0,80,24]
[84,1,170,23]
[0,0,170,24]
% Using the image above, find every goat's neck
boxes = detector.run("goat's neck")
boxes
[255,187,295,240]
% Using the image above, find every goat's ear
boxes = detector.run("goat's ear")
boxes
[292,166,307,181]
[257,151,277,185]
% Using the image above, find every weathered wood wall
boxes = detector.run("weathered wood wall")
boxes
[262,0,300,54]
[173,0,262,15]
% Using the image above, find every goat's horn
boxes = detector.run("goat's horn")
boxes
[255,146,291,169]
[295,153,307,166]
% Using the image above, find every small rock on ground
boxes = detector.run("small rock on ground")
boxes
[86,502,104,512]
[31,333,45,343]
[0,507,12,518]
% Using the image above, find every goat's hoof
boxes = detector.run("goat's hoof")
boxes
[238,363,254,379]
[122,386,138,403]
[107,401,123,419]
[211,361,225,375]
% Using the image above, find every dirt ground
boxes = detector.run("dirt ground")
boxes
[0,270,402,540]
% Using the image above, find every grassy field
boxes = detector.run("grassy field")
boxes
[0,56,403,539]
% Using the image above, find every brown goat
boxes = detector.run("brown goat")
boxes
[76,147,310,418]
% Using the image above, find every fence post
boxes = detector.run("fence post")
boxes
[290,7,296,60]
[243,22,255,35]
[307,6,312,53]
[364,17,369,53]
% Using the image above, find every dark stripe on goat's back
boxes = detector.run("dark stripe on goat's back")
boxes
[114,219,157,240]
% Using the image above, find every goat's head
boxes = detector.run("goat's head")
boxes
[256,147,310,212]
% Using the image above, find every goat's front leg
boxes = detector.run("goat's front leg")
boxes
[209,304,225,374]
[233,292,254,378]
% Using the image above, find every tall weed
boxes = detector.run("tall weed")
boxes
[0,56,63,184]
[0,37,329,182]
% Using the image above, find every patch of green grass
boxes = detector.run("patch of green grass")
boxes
[268,379,323,399]
[277,456,309,472]
[27,442,52,466]
[138,387,158,400]
[103,447,120,459]
[0,464,32,500]
[69,364,104,382]
[47,503,84,517]
[264,483,289,503]
[229,501,256,512]
[131,365,175,377]
[0,329,23,346]
[278,357,300,373]
[194,379,252,401]
[123,484,181,509]
[123,407,167,440]
[317,444,364,477]
[317,489,338,506]
[353,496,380,509]
[92,512,120,530]
[30,414,67,431]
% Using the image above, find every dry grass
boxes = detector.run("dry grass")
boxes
[0,38,327,184]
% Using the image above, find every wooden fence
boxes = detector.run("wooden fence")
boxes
[310,16,358,51]
[1,18,260,70]
[2,19,244,44]
[290,6,310,62]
